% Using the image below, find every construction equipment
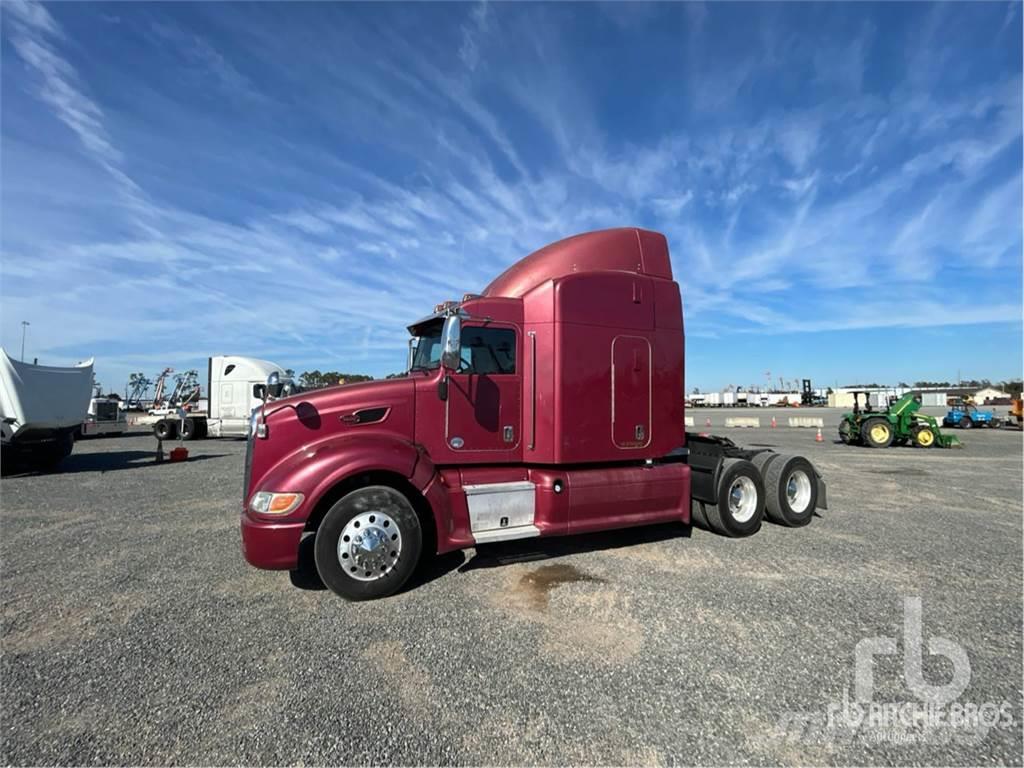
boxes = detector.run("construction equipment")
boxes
[943,403,1001,429]
[168,370,201,408]
[124,372,152,411]
[1006,398,1023,429]
[838,391,960,449]
[150,368,173,410]
[801,378,827,407]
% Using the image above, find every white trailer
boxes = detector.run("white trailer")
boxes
[152,355,286,440]
[0,348,93,467]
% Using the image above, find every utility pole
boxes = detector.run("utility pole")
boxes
[20,321,29,361]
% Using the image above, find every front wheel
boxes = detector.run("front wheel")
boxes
[314,485,423,601]
[959,417,973,429]
[912,426,937,448]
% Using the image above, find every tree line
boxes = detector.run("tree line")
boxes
[297,370,374,390]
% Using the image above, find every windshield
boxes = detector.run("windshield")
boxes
[409,321,443,371]
[408,321,517,375]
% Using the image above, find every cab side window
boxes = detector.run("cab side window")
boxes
[460,327,516,374]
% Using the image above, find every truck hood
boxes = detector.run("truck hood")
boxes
[262,376,417,446]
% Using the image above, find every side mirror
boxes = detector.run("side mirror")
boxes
[266,372,284,399]
[407,337,418,373]
[440,315,461,371]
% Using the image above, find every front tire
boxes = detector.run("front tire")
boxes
[959,417,973,429]
[912,426,937,448]
[314,486,423,601]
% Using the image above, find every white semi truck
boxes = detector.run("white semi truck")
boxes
[79,394,128,438]
[0,348,94,468]
[151,355,287,440]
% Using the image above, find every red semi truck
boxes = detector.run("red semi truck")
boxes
[241,228,827,600]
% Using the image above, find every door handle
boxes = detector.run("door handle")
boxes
[503,425,514,443]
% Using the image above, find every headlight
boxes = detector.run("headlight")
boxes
[249,491,304,515]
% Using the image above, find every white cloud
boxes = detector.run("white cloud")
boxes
[2,2,1020,386]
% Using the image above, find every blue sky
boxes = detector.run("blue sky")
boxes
[2,1,1021,394]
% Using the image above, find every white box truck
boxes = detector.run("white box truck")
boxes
[152,355,287,440]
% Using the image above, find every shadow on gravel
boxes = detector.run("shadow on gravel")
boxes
[287,522,692,594]
[461,521,691,572]
[77,430,156,440]
[289,534,467,593]
[3,450,228,476]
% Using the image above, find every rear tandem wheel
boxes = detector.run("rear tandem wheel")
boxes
[862,418,893,449]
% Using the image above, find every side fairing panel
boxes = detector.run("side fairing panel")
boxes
[567,463,690,534]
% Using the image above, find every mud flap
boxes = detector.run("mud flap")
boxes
[815,472,828,510]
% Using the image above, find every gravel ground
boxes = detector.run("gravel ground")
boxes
[2,418,1021,766]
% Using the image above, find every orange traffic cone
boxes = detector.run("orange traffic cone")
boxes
[771,416,777,429]
[815,427,824,443]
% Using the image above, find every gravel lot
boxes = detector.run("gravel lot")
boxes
[2,414,1022,765]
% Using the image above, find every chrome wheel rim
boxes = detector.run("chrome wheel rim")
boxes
[728,476,758,523]
[786,470,812,513]
[337,510,402,581]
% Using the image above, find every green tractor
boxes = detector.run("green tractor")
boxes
[838,391,961,449]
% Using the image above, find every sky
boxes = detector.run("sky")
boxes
[1,1,1021,395]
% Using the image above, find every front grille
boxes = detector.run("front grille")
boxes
[95,401,119,421]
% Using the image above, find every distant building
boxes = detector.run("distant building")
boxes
[974,387,1011,405]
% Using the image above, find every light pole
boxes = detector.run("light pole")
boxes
[20,321,30,362]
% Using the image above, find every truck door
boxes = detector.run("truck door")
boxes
[445,324,521,459]
[611,335,651,449]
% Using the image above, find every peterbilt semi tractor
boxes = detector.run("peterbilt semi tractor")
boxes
[151,356,287,440]
[241,228,827,601]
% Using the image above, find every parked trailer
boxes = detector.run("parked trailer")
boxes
[151,356,287,441]
[0,348,93,468]
[240,227,828,601]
